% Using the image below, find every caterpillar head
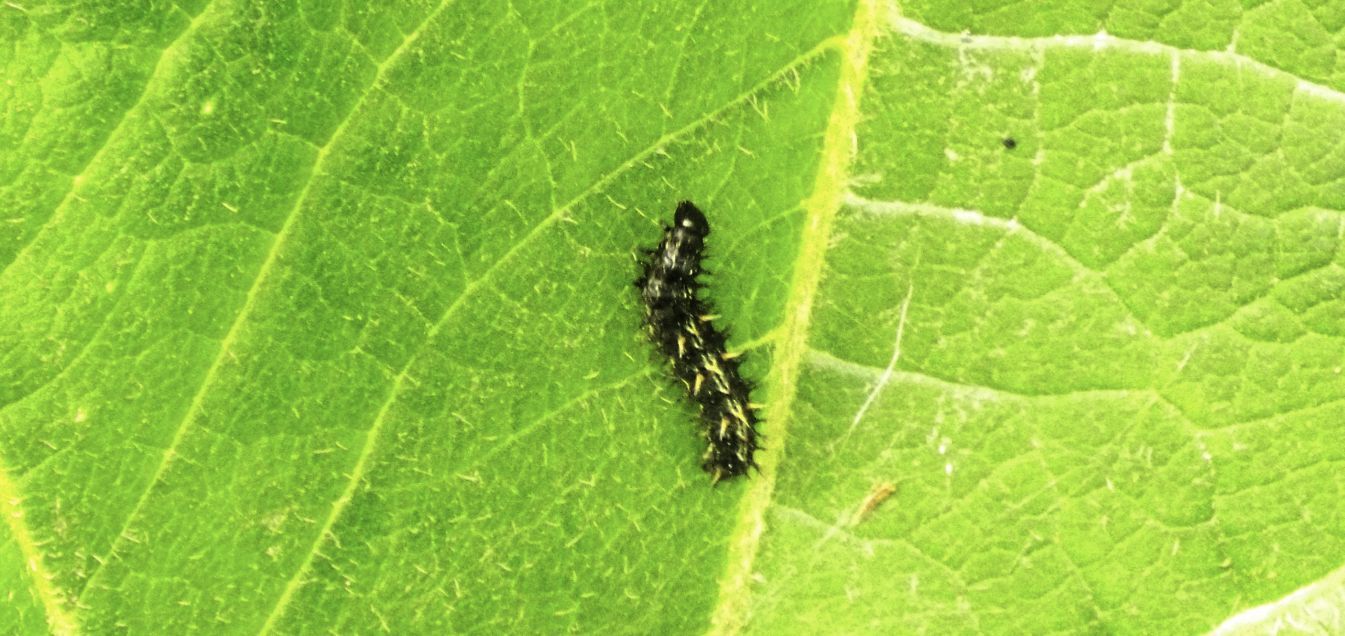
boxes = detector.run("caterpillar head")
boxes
[674,200,710,238]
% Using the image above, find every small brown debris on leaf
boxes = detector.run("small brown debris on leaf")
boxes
[849,481,897,526]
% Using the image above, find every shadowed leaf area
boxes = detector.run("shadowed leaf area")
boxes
[1,1,1343,634]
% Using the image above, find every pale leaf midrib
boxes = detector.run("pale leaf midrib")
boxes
[706,0,883,634]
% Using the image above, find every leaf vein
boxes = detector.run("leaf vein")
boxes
[0,455,78,635]
[890,16,1345,106]
[74,0,463,606]
[0,2,216,276]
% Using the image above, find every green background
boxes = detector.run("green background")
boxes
[2,0,1343,633]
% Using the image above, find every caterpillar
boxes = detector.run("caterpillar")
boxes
[635,201,761,482]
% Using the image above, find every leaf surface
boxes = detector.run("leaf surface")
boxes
[1,1,1342,634]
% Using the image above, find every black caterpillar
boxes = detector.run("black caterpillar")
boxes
[636,201,761,482]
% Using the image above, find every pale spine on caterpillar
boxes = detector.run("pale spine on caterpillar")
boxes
[635,200,761,482]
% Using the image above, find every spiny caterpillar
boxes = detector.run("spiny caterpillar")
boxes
[635,201,761,482]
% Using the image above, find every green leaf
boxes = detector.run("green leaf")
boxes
[1,0,1342,633]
